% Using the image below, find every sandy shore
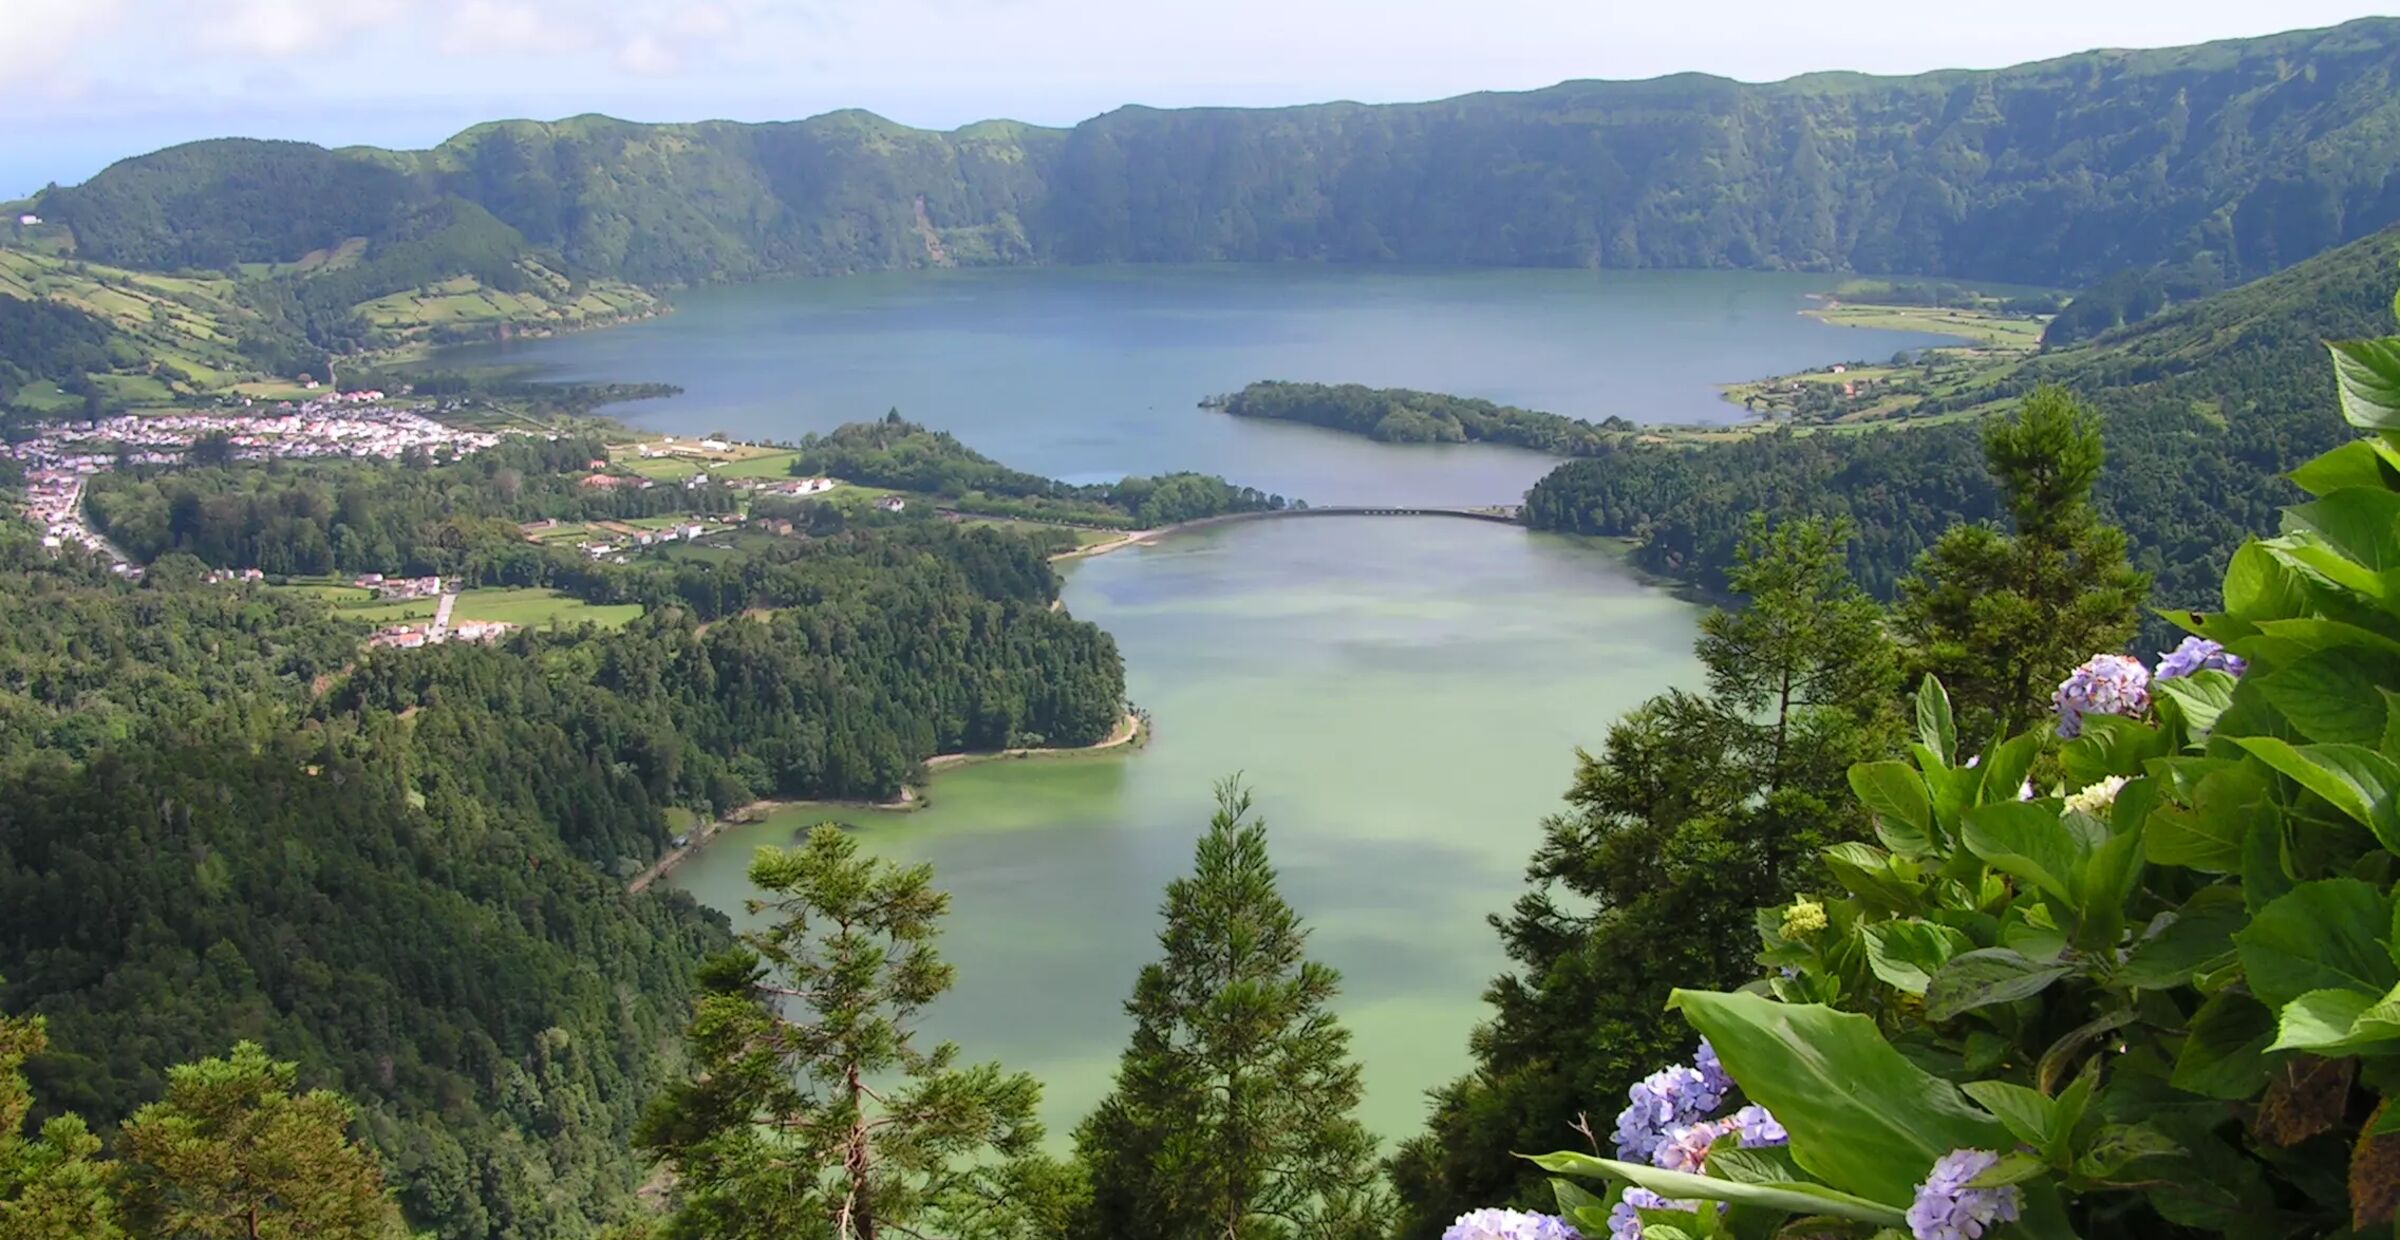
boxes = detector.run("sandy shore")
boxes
[626,710,1147,893]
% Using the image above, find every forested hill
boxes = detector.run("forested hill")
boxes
[1525,225,2400,632]
[31,17,2400,290]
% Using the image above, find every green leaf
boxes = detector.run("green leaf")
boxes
[2234,878,2399,1008]
[2061,713,2175,790]
[1521,1152,1906,1228]
[1924,949,2073,1021]
[2290,488,2400,573]
[1552,1177,1606,1219]
[1960,800,2088,906]
[2330,338,2400,430]
[2267,988,2400,1054]
[2222,541,2317,623]
[1916,677,1958,763]
[2142,758,2268,874]
[2289,439,2400,497]
[1860,921,1972,996]
[2256,650,2399,746]
[1669,990,2007,1206]
[1821,842,1920,912]
[2073,824,2146,952]
[1973,733,2042,818]
[2230,737,2400,851]
[2151,670,2236,741]
[1849,762,1935,858]
[1705,1146,1804,1185]
[2170,990,2276,1100]
[1967,1152,2050,1188]
[2114,885,2245,990]
[1960,1080,2057,1151]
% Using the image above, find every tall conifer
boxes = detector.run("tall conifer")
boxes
[1076,782,1386,1240]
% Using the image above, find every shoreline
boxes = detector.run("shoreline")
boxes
[625,709,1148,894]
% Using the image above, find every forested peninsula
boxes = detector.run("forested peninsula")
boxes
[1211,382,1632,453]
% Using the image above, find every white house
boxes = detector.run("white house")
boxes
[15,214,38,227]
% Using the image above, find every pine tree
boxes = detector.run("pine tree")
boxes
[1392,517,1898,1237]
[116,1042,403,1240]
[1897,386,2149,739]
[637,825,1044,1240]
[0,990,119,1240]
[1075,781,1387,1240]
[1697,513,1899,885]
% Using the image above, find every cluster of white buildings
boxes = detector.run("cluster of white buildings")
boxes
[21,471,121,566]
[1,401,500,473]
[368,618,517,650]
[7,398,508,572]
[353,573,443,599]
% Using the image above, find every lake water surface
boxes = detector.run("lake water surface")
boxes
[454,266,1954,1146]
[662,517,1708,1143]
[443,265,1961,505]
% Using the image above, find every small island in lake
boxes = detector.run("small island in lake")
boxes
[1207,380,1633,455]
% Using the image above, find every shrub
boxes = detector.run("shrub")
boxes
[1499,294,2400,1238]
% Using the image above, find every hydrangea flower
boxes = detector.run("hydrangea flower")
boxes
[1443,1208,1581,1240]
[2063,774,2127,817]
[2154,636,2246,682]
[1780,899,1828,939]
[1907,1149,2021,1240]
[2052,653,2151,739]
[1606,1189,1669,1240]
[1693,1039,1732,1102]
[1652,1117,1736,1173]
[1730,1103,1787,1148]
[1611,1061,1725,1162]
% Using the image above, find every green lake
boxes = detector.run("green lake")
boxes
[660,516,1707,1143]
[448,265,1961,1145]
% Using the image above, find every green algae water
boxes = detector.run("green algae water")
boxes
[663,516,1707,1142]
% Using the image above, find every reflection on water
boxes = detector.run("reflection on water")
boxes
[666,518,1706,1142]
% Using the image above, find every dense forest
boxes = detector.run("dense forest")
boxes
[29,18,2400,293]
[0,424,1130,1238]
[85,433,741,580]
[1526,226,2400,640]
[792,413,1291,526]
[0,300,120,408]
[1214,382,1631,454]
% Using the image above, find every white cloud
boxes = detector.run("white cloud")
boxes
[670,3,737,40]
[194,0,416,57]
[615,30,681,75]
[443,0,584,54]
[0,0,128,81]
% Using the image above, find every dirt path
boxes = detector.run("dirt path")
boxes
[1047,528,1166,562]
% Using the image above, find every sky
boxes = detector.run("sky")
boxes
[1,0,2392,197]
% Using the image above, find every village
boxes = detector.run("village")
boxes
[6,394,508,573]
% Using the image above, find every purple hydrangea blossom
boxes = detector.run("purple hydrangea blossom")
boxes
[1694,1038,1733,1101]
[1651,1118,1736,1173]
[2052,653,2151,739]
[2154,636,2247,682]
[1607,1189,1670,1240]
[1611,1063,1725,1162]
[1730,1104,1787,1148]
[1907,1149,2022,1240]
[1442,1208,1581,1240]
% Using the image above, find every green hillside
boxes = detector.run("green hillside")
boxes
[29,17,2400,292]
[1524,225,2400,632]
[0,206,658,408]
